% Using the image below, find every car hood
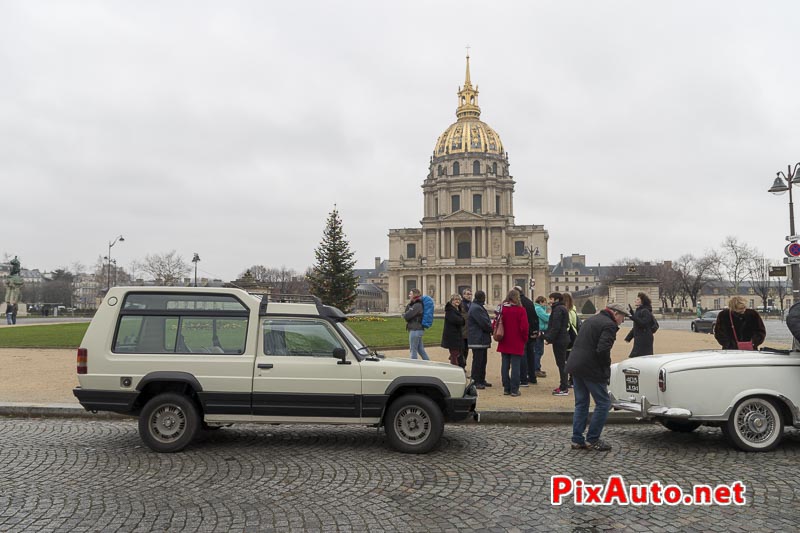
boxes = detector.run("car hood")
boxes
[614,350,800,374]
[373,356,466,378]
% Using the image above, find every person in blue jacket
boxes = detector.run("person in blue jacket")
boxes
[533,296,550,378]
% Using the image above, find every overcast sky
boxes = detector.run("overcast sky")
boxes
[3,1,800,281]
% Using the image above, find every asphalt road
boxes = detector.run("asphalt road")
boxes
[1,418,797,532]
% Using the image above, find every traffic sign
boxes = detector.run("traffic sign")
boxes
[770,266,788,277]
[783,257,800,264]
[529,279,536,289]
[786,242,800,257]
[787,235,800,242]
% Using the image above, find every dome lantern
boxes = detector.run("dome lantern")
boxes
[433,54,504,158]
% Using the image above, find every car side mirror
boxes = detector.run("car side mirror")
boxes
[333,347,350,365]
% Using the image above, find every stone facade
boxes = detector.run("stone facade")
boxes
[607,266,660,309]
[387,56,549,311]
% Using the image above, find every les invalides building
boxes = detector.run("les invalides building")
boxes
[387,55,550,311]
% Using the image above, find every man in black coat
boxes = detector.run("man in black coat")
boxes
[544,292,570,395]
[565,303,629,452]
[514,286,539,386]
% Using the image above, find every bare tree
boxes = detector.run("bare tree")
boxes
[747,254,772,312]
[674,253,716,307]
[142,251,190,286]
[128,260,146,282]
[716,236,754,294]
[70,261,87,275]
[239,264,308,294]
[772,261,791,319]
[654,262,682,310]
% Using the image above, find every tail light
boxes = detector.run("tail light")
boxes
[658,368,666,392]
[77,348,87,374]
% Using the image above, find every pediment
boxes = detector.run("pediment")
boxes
[442,210,485,222]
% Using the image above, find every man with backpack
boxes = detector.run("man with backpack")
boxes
[403,288,431,360]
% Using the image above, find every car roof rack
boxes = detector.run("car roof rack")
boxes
[258,293,322,315]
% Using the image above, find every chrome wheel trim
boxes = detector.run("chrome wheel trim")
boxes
[393,405,431,446]
[734,399,778,447]
[149,403,187,444]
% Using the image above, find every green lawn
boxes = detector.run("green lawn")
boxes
[0,317,444,350]
[0,323,89,348]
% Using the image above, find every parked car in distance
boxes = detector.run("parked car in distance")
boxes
[609,348,800,452]
[691,310,720,333]
[73,287,478,454]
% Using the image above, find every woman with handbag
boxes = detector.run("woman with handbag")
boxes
[624,292,656,357]
[441,294,465,366]
[496,289,530,397]
[714,296,766,350]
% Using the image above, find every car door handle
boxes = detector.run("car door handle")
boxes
[257,363,274,369]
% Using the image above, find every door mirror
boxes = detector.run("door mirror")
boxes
[333,347,348,364]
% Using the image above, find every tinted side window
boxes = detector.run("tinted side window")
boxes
[114,292,249,354]
[114,316,178,353]
[176,317,248,354]
[262,319,345,357]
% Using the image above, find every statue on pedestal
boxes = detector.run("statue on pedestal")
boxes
[4,255,24,305]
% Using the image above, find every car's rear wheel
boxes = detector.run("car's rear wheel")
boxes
[138,393,200,453]
[384,393,444,454]
[724,396,783,452]
[661,419,701,433]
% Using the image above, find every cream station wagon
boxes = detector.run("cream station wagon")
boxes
[610,349,800,452]
[73,288,477,453]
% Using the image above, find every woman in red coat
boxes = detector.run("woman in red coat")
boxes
[496,289,530,396]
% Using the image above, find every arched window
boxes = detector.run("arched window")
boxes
[470,96,475,105]
[437,165,443,176]
[492,162,498,174]
[453,162,460,176]
[461,97,466,105]
[473,161,480,175]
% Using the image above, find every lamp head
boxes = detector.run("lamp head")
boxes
[769,176,789,195]
[118,235,125,242]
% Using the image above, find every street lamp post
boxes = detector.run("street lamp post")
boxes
[192,253,201,287]
[107,235,124,291]
[524,245,540,297]
[768,163,800,304]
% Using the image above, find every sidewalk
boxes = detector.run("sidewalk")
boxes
[0,327,733,424]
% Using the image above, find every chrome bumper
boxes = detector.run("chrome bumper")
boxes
[610,392,692,420]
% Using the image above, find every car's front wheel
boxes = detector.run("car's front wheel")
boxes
[384,393,444,454]
[724,396,783,452]
[661,419,701,433]
[690,323,697,332]
[138,392,200,453]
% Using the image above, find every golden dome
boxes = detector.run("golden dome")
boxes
[434,55,504,157]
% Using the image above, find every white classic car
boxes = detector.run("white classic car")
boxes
[609,349,800,452]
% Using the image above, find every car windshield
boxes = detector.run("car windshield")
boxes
[335,322,371,357]
[703,311,719,319]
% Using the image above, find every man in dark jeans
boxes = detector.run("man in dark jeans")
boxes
[514,286,538,386]
[566,303,629,451]
[544,292,570,395]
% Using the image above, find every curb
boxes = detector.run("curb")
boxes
[0,403,128,420]
[0,402,644,425]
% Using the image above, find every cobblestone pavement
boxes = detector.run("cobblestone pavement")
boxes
[1,418,798,532]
